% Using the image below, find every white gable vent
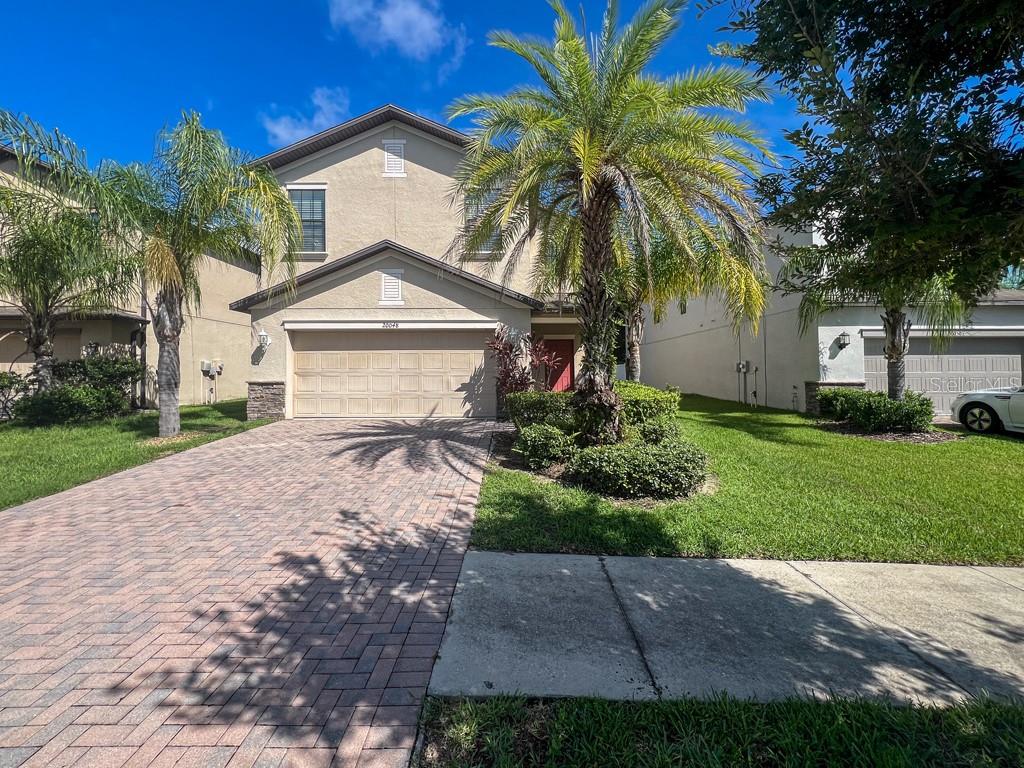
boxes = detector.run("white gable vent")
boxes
[380,269,404,305]
[382,139,406,177]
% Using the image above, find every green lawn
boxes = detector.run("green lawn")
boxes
[472,395,1024,564]
[0,400,266,510]
[418,696,1024,768]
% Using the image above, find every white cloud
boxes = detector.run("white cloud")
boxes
[328,0,468,76]
[261,86,351,147]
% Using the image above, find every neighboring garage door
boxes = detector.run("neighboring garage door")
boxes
[292,330,495,418]
[865,339,1022,412]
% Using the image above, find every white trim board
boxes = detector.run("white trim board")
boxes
[861,326,1024,338]
[282,320,498,331]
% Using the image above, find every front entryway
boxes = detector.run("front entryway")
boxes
[292,329,496,418]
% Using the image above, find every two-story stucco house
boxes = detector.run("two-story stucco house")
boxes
[640,228,1024,413]
[231,105,580,421]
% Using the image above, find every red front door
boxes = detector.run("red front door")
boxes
[546,338,575,392]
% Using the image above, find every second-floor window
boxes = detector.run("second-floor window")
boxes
[465,197,503,257]
[289,188,326,252]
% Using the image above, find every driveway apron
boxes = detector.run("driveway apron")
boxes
[0,418,495,768]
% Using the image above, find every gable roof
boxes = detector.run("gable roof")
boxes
[229,239,543,312]
[255,105,470,170]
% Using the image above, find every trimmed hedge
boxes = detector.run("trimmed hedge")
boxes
[53,355,144,395]
[515,423,575,470]
[504,390,574,430]
[0,371,29,420]
[564,438,708,499]
[614,380,679,425]
[632,415,685,445]
[13,384,129,427]
[818,387,934,432]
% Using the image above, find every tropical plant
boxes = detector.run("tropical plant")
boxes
[449,0,769,441]
[487,325,563,401]
[101,113,302,436]
[0,113,139,390]
[720,0,1024,399]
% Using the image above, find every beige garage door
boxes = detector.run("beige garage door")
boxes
[292,330,495,418]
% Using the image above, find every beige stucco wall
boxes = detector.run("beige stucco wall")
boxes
[640,229,820,411]
[245,248,533,392]
[137,257,259,405]
[273,120,538,295]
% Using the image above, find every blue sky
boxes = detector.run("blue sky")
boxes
[0,0,798,165]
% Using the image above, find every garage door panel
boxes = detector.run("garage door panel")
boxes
[865,350,1022,413]
[292,330,495,417]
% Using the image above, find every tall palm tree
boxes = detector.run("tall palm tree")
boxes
[104,113,301,437]
[449,0,769,440]
[0,113,139,390]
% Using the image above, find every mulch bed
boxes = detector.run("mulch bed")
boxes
[817,421,964,444]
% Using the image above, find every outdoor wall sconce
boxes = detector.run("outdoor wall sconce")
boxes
[836,331,851,349]
[256,328,272,350]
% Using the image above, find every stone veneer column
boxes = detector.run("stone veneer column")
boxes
[247,381,286,421]
[804,380,866,415]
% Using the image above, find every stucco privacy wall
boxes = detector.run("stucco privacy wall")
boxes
[273,120,538,295]
[246,248,533,387]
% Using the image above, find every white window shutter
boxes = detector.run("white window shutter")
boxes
[380,270,403,303]
[382,141,405,175]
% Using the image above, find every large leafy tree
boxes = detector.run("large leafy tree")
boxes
[103,114,301,437]
[718,0,1024,399]
[0,114,138,390]
[450,0,769,441]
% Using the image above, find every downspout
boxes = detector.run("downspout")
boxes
[139,273,148,409]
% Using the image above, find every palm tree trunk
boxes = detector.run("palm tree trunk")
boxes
[154,288,184,437]
[881,306,911,400]
[625,301,643,382]
[574,183,622,443]
[26,318,56,391]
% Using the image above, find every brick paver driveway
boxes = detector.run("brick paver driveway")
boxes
[0,419,496,768]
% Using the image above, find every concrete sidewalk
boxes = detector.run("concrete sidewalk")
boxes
[429,553,1024,704]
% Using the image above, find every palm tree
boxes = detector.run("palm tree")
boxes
[449,0,769,440]
[0,113,139,390]
[779,248,970,400]
[103,113,301,437]
[619,227,764,381]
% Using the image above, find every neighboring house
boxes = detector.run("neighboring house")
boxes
[231,105,579,421]
[0,147,259,405]
[640,228,1024,414]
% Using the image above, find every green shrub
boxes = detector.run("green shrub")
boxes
[13,385,129,426]
[633,415,684,444]
[614,380,678,425]
[504,390,574,429]
[565,438,709,499]
[0,371,30,420]
[819,388,934,432]
[53,354,143,395]
[816,387,860,419]
[515,423,575,470]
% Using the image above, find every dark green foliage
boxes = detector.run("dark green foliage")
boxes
[632,414,685,444]
[419,695,1024,768]
[614,380,679,425]
[819,387,934,432]
[0,371,29,419]
[53,354,144,395]
[13,385,128,426]
[816,387,862,420]
[848,390,933,433]
[514,424,575,470]
[504,391,575,430]
[565,438,708,499]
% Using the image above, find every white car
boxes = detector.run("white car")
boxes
[951,387,1024,434]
